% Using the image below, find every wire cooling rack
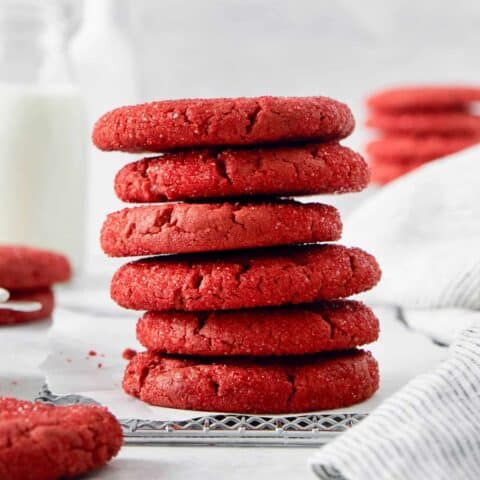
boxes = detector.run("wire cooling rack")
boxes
[37,385,367,446]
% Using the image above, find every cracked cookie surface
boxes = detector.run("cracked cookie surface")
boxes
[0,397,122,480]
[114,142,369,202]
[110,245,381,311]
[0,245,71,290]
[136,300,379,356]
[92,96,354,152]
[101,201,342,256]
[122,349,379,413]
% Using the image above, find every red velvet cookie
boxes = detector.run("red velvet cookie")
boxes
[0,245,71,290]
[111,245,381,311]
[366,135,479,165]
[92,96,355,152]
[367,85,480,113]
[366,111,480,136]
[101,202,342,257]
[0,289,54,325]
[0,397,122,480]
[136,300,379,356]
[123,349,379,413]
[114,143,370,202]
[371,161,423,185]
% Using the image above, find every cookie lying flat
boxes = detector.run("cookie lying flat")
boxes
[366,135,479,165]
[114,143,370,202]
[123,350,379,413]
[367,111,480,136]
[367,85,480,113]
[136,300,379,356]
[101,202,342,257]
[111,245,381,311]
[0,245,70,290]
[92,96,354,152]
[0,289,53,325]
[0,397,122,480]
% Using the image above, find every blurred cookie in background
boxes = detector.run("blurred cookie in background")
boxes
[365,85,480,184]
[0,245,71,325]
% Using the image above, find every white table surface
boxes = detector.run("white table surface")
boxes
[0,280,447,479]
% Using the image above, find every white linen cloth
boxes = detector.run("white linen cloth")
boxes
[343,145,480,312]
[311,145,480,479]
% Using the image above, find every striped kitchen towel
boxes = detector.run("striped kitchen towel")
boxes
[311,323,480,480]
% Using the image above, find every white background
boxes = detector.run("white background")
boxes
[76,0,480,270]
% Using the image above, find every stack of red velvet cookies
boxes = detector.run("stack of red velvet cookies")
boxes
[0,245,70,325]
[94,96,381,414]
[366,86,480,184]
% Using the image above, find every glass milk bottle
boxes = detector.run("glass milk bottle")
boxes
[0,1,86,271]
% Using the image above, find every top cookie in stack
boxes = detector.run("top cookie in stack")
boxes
[365,86,480,184]
[94,96,381,414]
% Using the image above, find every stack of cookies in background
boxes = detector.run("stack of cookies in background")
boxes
[0,245,70,325]
[365,86,480,185]
[94,96,381,414]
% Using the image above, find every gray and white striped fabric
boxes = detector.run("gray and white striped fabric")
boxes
[311,324,480,480]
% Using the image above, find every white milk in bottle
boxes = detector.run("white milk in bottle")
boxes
[0,1,86,270]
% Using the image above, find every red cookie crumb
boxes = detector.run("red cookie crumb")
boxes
[0,289,54,325]
[92,96,355,152]
[122,348,137,360]
[366,111,480,136]
[0,397,122,480]
[114,142,370,202]
[101,202,342,257]
[0,245,71,290]
[88,350,97,356]
[367,85,480,113]
[136,300,379,356]
[123,350,379,413]
[111,245,381,311]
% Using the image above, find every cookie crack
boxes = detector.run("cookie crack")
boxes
[285,371,297,407]
[213,153,234,185]
[245,104,262,135]
[318,311,337,341]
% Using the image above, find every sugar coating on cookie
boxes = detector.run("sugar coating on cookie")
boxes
[123,349,379,413]
[0,245,71,290]
[101,202,342,257]
[92,96,355,152]
[0,397,122,480]
[136,300,379,356]
[111,245,381,311]
[366,135,480,164]
[367,85,480,113]
[0,289,54,325]
[366,111,480,136]
[114,142,370,202]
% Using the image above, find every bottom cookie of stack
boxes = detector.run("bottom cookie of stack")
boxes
[123,349,379,414]
[123,300,380,413]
